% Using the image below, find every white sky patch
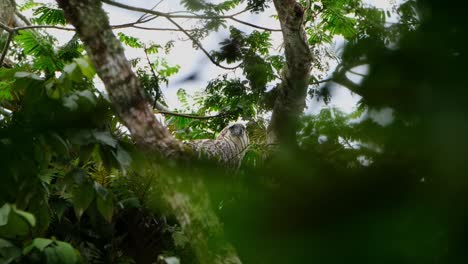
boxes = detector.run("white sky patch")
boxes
[369,107,395,126]
[16,0,399,115]
[348,106,395,127]
[318,135,328,144]
[357,155,372,166]
[346,64,369,85]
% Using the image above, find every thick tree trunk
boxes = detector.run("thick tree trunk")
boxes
[0,0,15,35]
[56,0,184,158]
[267,0,313,147]
[0,0,28,32]
[56,1,241,263]
[0,0,16,67]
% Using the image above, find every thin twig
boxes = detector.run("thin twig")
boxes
[15,11,32,26]
[230,17,281,32]
[0,31,14,67]
[1,16,160,32]
[348,69,367,77]
[310,78,332,85]
[143,45,167,108]
[154,109,229,120]
[0,22,12,32]
[167,7,250,18]
[137,0,163,22]
[165,16,241,70]
[102,0,281,31]
[0,107,12,116]
[131,25,198,32]
[14,24,75,31]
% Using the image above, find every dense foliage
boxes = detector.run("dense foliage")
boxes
[1,0,467,263]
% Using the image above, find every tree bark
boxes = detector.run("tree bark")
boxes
[267,0,313,147]
[0,0,15,35]
[56,0,184,158]
[0,0,16,67]
[0,0,29,32]
[56,1,241,263]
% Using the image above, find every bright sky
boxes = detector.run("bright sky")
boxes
[17,0,398,117]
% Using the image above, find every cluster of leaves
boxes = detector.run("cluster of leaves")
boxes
[245,0,271,12]
[213,0,468,263]
[3,0,467,263]
[0,25,186,263]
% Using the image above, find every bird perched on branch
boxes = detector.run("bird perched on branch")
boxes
[185,123,249,169]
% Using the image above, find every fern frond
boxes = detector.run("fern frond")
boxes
[18,0,40,12]
[15,30,55,57]
[58,34,82,62]
[33,5,67,25]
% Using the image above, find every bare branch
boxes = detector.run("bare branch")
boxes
[131,25,198,32]
[167,8,251,18]
[267,0,313,146]
[142,46,167,108]
[0,107,12,116]
[137,0,163,22]
[230,17,282,32]
[155,109,230,120]
[1,14,160,33]
[56,0,185,157]
[15,11,31,26]
[0,31,14,67]
[0,21,13,33]
[165,16,241,70]
[102,0,281,31]
[348,69,367,77]
[14,24,75,31]
[310,77,332,85]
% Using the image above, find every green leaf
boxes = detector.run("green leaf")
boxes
[117,32,143,48]
[15,209,36,227]
[118,197,141,209]
[19,0,41,12]
[0,79,15,100]
[63,62,77,75]
[145,43,162,54]
[44,246,61,263]
[48,133,70,157]
[0,204,36,239]
[23,238,77,264]
[54,241,78,264]
[14,30,55,58]
[33,5,66,25]
[0,204,11,227]
[176,89,189,109]
[94,184,114,222]
[0,238,21,264]
[74,57,95,79]
[93,131,118,148]
[14,71,42,80]
[23,238,53,254]
[72,182,95,219]
[115,145,132,167]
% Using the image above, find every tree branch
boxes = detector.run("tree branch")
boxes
[15,10,31,26]
[1,15,160,33]
[55,1,242,263]
[311,77,332,85]
[155,109,230,120]
[130,25,199,32]
[102,0,281,31]
[230,17,281,32]
[165,16,241,70]
[267,0,313,146]
[56,0,185,157]
[0,30,13,67]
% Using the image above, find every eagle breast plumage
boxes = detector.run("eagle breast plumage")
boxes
[185,123,249,168]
